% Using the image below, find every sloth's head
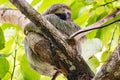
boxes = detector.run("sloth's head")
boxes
[43,4,72,21]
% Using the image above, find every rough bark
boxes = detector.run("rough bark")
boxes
[0,8,30,30]
[94,44,120,80]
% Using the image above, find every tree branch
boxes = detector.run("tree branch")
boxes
[94,43,120,80]
[0,8,30,30]
[100,0,118,7]
[70,8,120,40]
[11,37,18,80]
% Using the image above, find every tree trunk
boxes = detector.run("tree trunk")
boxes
[94,44,120,80]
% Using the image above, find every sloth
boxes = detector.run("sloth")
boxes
[24,4,82,80]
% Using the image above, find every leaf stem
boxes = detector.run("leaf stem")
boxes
[11,37,18,80]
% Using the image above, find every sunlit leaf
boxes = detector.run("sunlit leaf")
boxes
[71,1,84,19]
[86,0,95,4]
[113,0,120,8]
[95,24,115,46]
[0,53,11,57]
[0,23,22,53]
[40,76,51,80]
[87,28,99,38]
[110,24,120,50]
[20,55,40,80]
[87,56,99,73]
[56,74,66,80]
[101,51,112,62]
[31,0,41,6]
[38,0,65,13]
[0,57,9,78]
[75,10,89,27]
[1,72,11,80]
[95,0,105,5]
[0,27,5,50]
[0,38,15,53]
[87,14,97,26]
[0,0,8,4]
[38,0,74,13]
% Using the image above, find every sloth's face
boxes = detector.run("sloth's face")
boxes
[54,7,71,21]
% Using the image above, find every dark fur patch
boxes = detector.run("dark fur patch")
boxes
[55,13,67,20]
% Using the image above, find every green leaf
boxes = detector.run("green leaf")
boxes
[38,0,74,13]
[87,56,99,73]
[0,38,15,53]
[38,0,64,13]
[40,76,51,80]
[20,55,40,80]
[71,1,84,19]
[110,24,120,50]
[31,0,41,6]
[0,23,21,53]
[0,27,5,50]
[94,24,114,46]
[95,0,105,5]
[101,51,112,62]
[56,74,66,80]
[87,30,98,38]
[0,57,9,78]
[101,51,107,62]
[0,0,8,4]
[87,14,97,26]
[0,53,11,57]
[74,10,89,26]
[86,0,95,4]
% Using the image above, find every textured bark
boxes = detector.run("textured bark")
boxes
[94,44,120,80]
[0,8,30,30]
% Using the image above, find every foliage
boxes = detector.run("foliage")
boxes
[0,0,120,80]
[0,27,5,50]
[0,57,9,79]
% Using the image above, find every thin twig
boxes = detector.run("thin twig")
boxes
[69,8,120,39]
[70,19,120,39]
[11,37,18,80]
[100,0,118,7]
[107,23,118,58]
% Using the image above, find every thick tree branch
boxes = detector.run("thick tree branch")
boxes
[94,44,120,80]
[9,0,94,80]
[0,8,30,30]
[70,8,120,40]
